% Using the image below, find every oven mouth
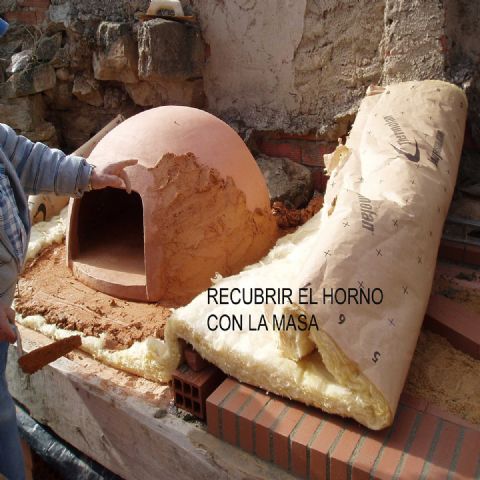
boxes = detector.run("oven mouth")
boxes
[72,187,146,297]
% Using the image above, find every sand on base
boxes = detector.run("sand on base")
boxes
[405,330,480,425]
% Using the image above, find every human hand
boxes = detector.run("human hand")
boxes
[0,303,16,343]
[89,159,138,194]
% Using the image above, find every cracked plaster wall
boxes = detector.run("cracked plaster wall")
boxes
[191,0,459,137]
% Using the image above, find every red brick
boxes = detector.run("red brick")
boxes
[396,413,440,478]
[399,391,428,412]
[254,398,287,461]
[173,365,226,420]
[426,404,480,432]
[184,345,209,372]
[311,167,329,192]
[18,0,50,6]
[350,429,389,480]
[5,10,37,24]
[455,429,480,479]
[221,384,252,445]
[257,139,302,163]
[206,378,238,436]
[238,389,270,453]
[373,406,418,479]
[35,7,48,23]
[424,295,480,360]
[290,411,323,478]
[309,417,346,480]
[465,244,480,266]
[272,403,304,470]
[301,142,335,167]
[438,240,465,263]
[330,424,363,480]
[426,421,462,478]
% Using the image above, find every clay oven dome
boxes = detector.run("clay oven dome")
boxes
[67,106,277,305]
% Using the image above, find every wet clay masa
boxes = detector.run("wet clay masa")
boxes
[139,153,276,305]
[16,244,170,350]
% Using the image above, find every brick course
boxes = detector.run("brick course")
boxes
[206,379,480,479]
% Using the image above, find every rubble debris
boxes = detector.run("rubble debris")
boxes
[272,194,324,229]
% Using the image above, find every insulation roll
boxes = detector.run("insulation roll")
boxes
[167,80,467,428]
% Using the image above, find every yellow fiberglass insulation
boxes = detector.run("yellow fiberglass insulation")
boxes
[165,80,467,430]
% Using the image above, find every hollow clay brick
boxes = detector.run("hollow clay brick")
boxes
[184,344,210,372]
[173,364,225,420]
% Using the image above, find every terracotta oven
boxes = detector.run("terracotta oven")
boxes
[67,106,277,305]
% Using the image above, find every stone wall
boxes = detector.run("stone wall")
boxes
[0,0,479,185]
[190,0,457,137]
[0,0,204,150]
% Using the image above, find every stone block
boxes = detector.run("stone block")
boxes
[0,94,45,132]
[6,49,33,74]
[43,81,74,110]
[0,63,56,98]
[73,75,103,107]
[125,78,204,107]
[124,81,161,107]
[23,121,58,147]
[47,2,72,28]
[138,19,203,82]
[93,22,138,84]
[35,32,62,62]
[256,154,314,208]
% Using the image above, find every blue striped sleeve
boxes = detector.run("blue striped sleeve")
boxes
[0,123,93,197]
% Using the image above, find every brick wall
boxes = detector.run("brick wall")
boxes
[5,0,50,26]
[207,379,480,479]
[254,132,338,192]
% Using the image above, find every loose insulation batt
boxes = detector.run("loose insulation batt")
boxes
[164,80,467,430]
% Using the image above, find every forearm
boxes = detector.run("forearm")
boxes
[0,123,92,197]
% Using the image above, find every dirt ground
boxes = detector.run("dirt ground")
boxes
[15,244,171,350]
